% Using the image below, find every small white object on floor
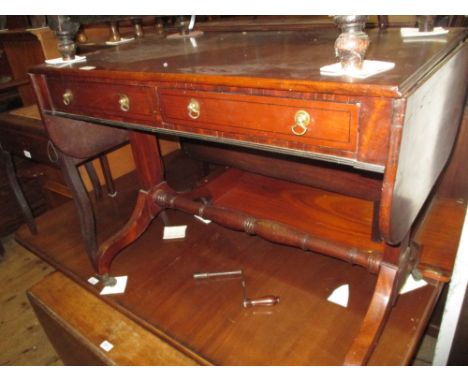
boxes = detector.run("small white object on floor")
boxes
[87,276,100,286]
[163,225,188,240]
[100,276,128,295]
[194,215,211,224]
[99,340,114,352]
[400,27,449,38]
[399,274,428,295]
[320,60,395,79]
[105,37,135,45]
[327,284,349,308]
[166,30,204,40]
[45,55,87,65]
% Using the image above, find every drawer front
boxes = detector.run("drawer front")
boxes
[47,79,156,122]
[159,89,359,152]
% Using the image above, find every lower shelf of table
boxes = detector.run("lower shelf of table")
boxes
[16,170,446,365]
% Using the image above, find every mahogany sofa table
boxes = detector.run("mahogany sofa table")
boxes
[29,27,467,365]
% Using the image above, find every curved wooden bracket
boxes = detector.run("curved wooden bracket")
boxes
[343,262,398,365]
[96,188,163,274]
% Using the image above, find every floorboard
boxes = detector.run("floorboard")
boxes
[0,235,62,366]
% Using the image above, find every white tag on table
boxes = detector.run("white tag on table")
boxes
[163,225,187,240]
[327,284,349,308]
[87,276,100,286]
[100,276,128,295]
[320,60,395,79]
[99,340,114,352]
[105,37,135,45]
[399,274,428,295]
[45,55,87,65]
[400,27,449,38]
[194,215,211,224]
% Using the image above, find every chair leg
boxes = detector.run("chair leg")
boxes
[84,161,103,200]
[99,155,116,197]
[1,149,37,234]
[59,153,98,269]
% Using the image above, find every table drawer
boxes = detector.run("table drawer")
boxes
[159,89,359,152]
[47,79,156,122]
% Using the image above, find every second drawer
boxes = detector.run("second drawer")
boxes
[159,89,360,152]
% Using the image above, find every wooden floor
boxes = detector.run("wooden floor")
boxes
[0,234,62,366]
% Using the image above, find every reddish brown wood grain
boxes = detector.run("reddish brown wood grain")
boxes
[154,183,382,273]
[344,262,398,365]
[159,88,359,152]
[14,170,447,365]
[26,27,468,365]
[97,189,162,274]
[182,139,383,201]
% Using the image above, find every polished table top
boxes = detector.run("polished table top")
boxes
[32,28,467,97]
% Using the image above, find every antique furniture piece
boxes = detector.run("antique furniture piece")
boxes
[29,26,468,365]
[0,27,130,254]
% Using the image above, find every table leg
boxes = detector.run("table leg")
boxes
[343,262,398,365]
[95,131,165,276]
[343,238,416,365]
[59,153,97,267]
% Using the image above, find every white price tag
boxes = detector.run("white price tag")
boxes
[23,150,32,159]
[399,274,428,295]
[100,276,128,295]
[194,215,211,224]
[99,340,114,352]
[87,276,100,286]
[327,284,349,308]
[163,225,187,240]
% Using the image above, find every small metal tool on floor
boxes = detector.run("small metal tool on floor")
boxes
[193,270,280,308]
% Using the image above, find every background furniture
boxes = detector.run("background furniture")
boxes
[0,28,131,259]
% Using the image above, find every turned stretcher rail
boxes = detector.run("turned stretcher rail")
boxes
[153,189,382,273]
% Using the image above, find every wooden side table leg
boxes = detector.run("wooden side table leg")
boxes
[96,131,165,277]
[59,153,97,269]
[96,189,163,275]
[344,262,399,365]
[1,149,37,234]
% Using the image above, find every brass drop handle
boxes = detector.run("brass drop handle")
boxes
[62,89,73,106]
[187,98,200,119]
[118,94,130,112]
[291,110,311,136]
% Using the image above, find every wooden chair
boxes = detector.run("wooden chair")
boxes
[0,27,128,260]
